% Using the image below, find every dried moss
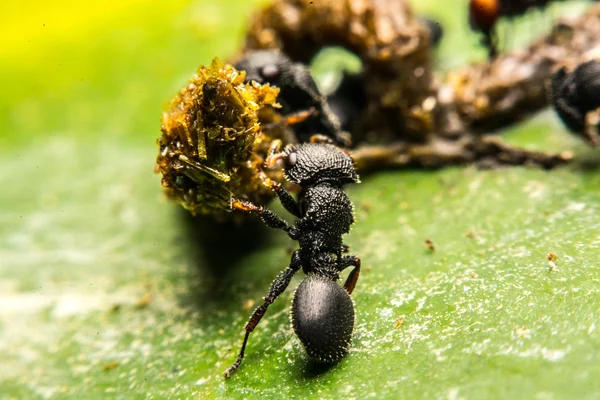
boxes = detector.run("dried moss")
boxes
[156,59,286,217]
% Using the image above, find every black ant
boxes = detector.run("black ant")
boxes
[234,50,351,147]
[551,60,600,147]
[326,71,368,133]
[224,141,361,377]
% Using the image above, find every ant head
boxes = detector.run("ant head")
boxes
[234,50,291,86]
[292,274,354,363]
[283,143,359,186]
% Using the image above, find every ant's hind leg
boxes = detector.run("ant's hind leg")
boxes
[224,251,302,377]
[338,255,361,295]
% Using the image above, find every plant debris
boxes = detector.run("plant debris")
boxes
[157,0,600,216]
[239,0,600,171]
[156,59,286,217]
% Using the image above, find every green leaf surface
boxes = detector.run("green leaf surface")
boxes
[1,1,599,399]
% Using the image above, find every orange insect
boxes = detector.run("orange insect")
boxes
[469,0,562,57]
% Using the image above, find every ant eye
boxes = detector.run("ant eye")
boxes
[261,64,279,79]
[287,152,297,167]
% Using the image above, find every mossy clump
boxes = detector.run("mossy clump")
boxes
[156,58,286,217]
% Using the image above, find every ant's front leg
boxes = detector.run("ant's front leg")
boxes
[337,255,361,295]
[262,108,318,141]
[231,199,291,232]
[257,170,302,218]
[224,250,302,377]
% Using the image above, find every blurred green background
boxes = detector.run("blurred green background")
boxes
[1,0,599,399]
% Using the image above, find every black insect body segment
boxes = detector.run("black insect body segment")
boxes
[295,184,355,254]
[292,274,355,362]
[234,50,351,147]
[327,71,368,133]
[283,143,358,186]
[551,60,600,147]
[224,143,361,377]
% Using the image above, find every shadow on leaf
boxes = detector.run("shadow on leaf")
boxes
[175,210,279,312]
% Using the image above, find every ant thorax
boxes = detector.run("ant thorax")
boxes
[296,183,354,239]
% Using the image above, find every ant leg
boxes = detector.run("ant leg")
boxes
[309,133,353,156]
[263,109,318,167]
[265,139,284,168]
[224,251,302,377]
[480,27,497,59]
[338,255,361,295]
[262,108,318,138]
[282,108,317,125]
[231,199,290,232]
[257,170,302,217]
[309,133,352,148]
[309,134,336,145]
[488,30,499,59]
[584,110,600,147]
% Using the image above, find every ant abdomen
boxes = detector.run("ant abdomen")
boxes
[292,274,355,363]
[573,61,600,111]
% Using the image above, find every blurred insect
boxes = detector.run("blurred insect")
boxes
[234,50,351,147]
[102,362,120,372]
[551,59,600,146]
[224,142,361,377]
[425,238,435,252]
[421,17,445,47]
[469,0,568,58]
[546,251,558,272]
